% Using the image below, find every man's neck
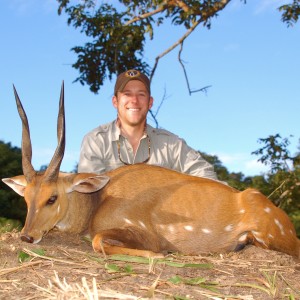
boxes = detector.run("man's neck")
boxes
[117,120,146,153]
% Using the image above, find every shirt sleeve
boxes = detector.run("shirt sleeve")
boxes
[78,134,106,174]
[170,137,218,180]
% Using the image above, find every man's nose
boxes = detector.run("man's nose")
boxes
[131,94,138,102]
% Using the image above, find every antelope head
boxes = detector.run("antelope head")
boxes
[3,83,67,243]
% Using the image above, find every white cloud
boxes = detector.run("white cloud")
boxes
[216,152,246,164]
[214,152,269,176]
[244,159,268,174]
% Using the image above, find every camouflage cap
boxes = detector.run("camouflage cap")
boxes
[114,69,150,96]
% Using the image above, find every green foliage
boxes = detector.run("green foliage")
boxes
[200,152,253,190]
[251,135,300,203]
[279,0,300,26]
[250,134,300,233]
[57,0,231,93]
[107,254,213,269]
[58,1,155,93]
[202,135,300,237]
[105,263,133,273]
[267,169,300,236]
[252,135,300,236]
[168,275,218,292]
[56,1,297,94]
[0,141,26,223]
[252,134,294,173]
[18,248,46,262]
[0,217,22,233]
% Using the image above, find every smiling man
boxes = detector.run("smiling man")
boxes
[78,69,218,180]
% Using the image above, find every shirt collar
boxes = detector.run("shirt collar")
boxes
[111,120,121,142]
[112,120,152,141]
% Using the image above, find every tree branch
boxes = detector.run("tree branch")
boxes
[124,0,191,26]
[150,18,202,82]
[149,86,169,128]
[172,0,190,13]
[124,1,168,26]
[178,42,211,95]
[148,109,159,128]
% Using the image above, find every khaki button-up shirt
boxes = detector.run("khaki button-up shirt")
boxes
[78,121,218,180]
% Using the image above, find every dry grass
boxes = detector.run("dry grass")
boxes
[1,230,300,299]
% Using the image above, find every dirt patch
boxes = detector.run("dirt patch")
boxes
[1,230,299,299]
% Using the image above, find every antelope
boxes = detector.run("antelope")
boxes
[2,84,300,259]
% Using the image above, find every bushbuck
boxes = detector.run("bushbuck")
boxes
[2,84,300,258]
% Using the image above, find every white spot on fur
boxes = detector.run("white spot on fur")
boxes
[264,207,271,213]
[124,218,133,225]
[57,204,60,214]
[202,228,211,234]
[239,233,247,242]
[56,221,67,230]
[239,209,245,214]
[138,220,146,229]
[168,225,175,233]
[224,224,234,232]
[184,225,194,232]
[251,190,261,194]
[274,218,285,235]
[252,231,267,247]
[268,233,274,239]
[255,237,267,247]
[35,209,39,213]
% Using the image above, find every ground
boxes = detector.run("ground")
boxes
[0,230,299,300]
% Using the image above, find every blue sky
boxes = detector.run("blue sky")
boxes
[1,0,299,176]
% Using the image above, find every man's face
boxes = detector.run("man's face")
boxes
[113,80,153,127]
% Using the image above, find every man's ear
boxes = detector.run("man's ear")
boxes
[2,175,27,196]
[148,96,154,110]
[112,95,118,109]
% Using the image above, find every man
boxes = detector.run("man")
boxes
[78,69,218,180]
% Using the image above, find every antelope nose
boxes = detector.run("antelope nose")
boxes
[21,234,34,243]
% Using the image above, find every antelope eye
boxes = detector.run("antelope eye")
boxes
[46,196,57,206]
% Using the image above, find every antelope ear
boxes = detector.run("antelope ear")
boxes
[68,174,110,194]
[2,175,27,196]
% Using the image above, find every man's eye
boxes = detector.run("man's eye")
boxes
[46,196,57,205]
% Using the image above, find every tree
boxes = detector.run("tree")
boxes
[251,134,295,174]
[0,141,26,223]
[57,0,233,93]
[57,0,298,95]
[279,0,300,26]
[200,152,247,189]
[252,135,300,235]
[202,139,300,237]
